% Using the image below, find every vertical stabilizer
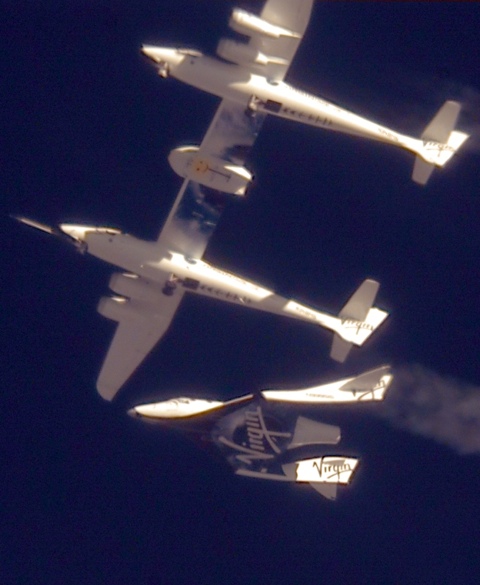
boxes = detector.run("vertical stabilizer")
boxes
[412,101,469,185]
[330,280,387,362]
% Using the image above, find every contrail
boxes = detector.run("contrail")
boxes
[369,61,480,153]
[380,365,480,454]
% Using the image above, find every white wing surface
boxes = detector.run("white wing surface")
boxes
[97,99,267,399]
[220,0,313,82]
[96,276,185,400]
[147,0,315,257]
[95,2,313,399]
[157,99,266,258]
[256,0,313,81]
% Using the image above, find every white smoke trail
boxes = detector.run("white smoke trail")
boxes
[452,84,480,154]
[380,365,480,454]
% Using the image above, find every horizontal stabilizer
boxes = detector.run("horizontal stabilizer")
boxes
[412,101,469,184]
[289,417,341,447]
[11,215,86,249]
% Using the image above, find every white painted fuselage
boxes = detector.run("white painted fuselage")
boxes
[73,228,382,346]
[146,49,457,166]
[176,54,419,143]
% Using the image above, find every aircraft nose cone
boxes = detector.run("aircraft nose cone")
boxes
[141,45,163,63]
[127,407,139,418]
[58,224,91,242]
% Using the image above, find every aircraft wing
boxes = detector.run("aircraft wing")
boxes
[97,100,266,399]
[156,1,314,258]
[157,99,266,259]
[221,0,313,82]
[255,0,313,81]
[96,276,185,400]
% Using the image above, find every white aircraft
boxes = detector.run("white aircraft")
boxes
[142,0,469,185]
[15,214,387,402]
[128,366,392,500]
[13,0,393,402]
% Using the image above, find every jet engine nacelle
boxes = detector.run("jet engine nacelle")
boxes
[98,274,165,322]
[229,8,300,39]
[168,146,252,196]
[216,38,288,68]
[108,272,162,304]
[97,295,141,322]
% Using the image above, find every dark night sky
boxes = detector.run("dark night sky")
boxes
[2,2,480,584]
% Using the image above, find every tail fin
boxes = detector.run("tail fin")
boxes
[337,365,392,401]
[330,280,388,362]
[412,100,469,185]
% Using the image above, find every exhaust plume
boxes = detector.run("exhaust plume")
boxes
[380,365,480,454]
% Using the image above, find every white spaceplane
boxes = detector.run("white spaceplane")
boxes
[142,0,469,184]
[128,365,393,499]
[130,365,392,419]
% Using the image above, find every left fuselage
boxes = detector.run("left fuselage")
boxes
[83,230,340,332]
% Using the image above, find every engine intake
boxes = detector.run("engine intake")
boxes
[216,38,288,67]
[97,296,142,322]
[108,273,163,304]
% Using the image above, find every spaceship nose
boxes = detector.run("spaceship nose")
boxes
[127,407,139,418]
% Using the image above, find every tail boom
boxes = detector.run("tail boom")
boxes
[279,279,388,362]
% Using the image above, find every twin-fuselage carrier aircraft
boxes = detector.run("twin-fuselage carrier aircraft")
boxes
[128,366,393,500]
[143,0,469,185]
[14,1,400,402]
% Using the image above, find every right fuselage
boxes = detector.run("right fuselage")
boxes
[170,52,422,156]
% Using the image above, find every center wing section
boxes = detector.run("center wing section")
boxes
[96,275,185,400]
[97,99,266,399]
[157,99,266,259]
